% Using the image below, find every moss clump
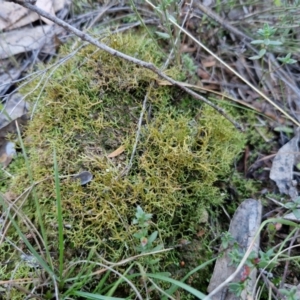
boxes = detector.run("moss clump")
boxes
[3,31,245,296]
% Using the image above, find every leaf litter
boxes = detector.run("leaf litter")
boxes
[0,93,29,168]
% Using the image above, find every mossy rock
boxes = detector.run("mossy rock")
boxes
[2,31,246,296]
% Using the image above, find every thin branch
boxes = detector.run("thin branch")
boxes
[120,85,151,177]
[11,0,243,130]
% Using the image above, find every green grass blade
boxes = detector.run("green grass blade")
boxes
[146,273,207,299]
[164,257,216,298]
[63,251,96,296]
[73,291,126,300]
[129,0,161,51]
[0,196,56,277]
[106,264,134,297]
[93,270,111,293]
[53,149,64,281]
[15,123,54,271]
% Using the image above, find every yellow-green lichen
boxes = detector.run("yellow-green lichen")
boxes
[3,31,246,297]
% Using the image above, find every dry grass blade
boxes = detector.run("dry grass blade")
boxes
[145,1,300,127]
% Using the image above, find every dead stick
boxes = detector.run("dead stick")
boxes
[120,84,150,177]
[10,0,243,130]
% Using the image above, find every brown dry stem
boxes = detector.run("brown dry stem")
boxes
[11,0,242,130]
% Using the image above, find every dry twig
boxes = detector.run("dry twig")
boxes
[120,84,151,177]
[9,0,242,130]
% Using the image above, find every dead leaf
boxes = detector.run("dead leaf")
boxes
[0,66,21,96]
[208,199,262,300]
[0,93,29,168]
[0,0,68,30]
[36,0,56,25]
[269,130,300,200]
[0,2,27,30]
[0,115,28,139]
[0,25,54,59]
[201,56,216,68]
[180,44,196,53]
[0,141,16,168]
[197,68,210,80]
[0,93,29,129]
[107,145,125,158]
